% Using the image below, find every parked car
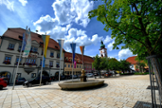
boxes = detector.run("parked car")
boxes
[16,77,26,84]
[104,73,112,77]
[1,77,9,84]
[86,73,93,77]
[23,76,51,87]
[60,75,66,80]
[0,78,7,90]
[65,75,72,79]
[72,75,78,79]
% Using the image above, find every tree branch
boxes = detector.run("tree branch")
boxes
[150,34,162,53]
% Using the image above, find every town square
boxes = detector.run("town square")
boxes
[0,0,162,108]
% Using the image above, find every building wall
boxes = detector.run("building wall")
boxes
[0,38,64,83]
[64,63,83,75]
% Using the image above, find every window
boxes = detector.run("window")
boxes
[57,53,60,58]
[50,52,54,57]
[41,50,43,55]
[15,57,22,65]
[3,56,11,64]
[64,64,66,67]
[8,43,15,50]
[68,64,70,68]
[25,58,36,65]
[17,73,21,78]
[30,46,38,53]
[71,64,73,68]
[31,73,36,78]
[49,61,53,67]
[80,66,81,68]
[56,62,59,68]
[77,65,78,68]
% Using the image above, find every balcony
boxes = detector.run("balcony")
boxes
[3,61,11,64]
[23,63,37,74]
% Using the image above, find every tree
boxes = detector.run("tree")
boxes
[92,55,106,78]
[88,0,162,59]
[119,60,131,73]
[139,62,146,72]
[89,0,162,95]
[108,58,120,71]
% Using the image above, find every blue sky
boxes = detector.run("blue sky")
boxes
[0,0,135,60]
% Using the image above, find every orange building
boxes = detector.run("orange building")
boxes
[126,56,148,72]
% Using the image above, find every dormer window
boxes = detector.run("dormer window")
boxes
[55,46,58,49]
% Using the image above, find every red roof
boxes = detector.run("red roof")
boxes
[2,28,65,51]
[126,56,138,64]
[65,52,94,64]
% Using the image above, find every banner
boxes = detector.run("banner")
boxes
[22,28,31,57]
[79,46,85,55]
[22,33,26,51]
[74,60,76,68]
[58,39,65,60]
[42,35,50,58]
[70,43,76,62]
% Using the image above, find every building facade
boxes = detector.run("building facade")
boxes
[64,52,95,75]
[126,56,148,72]
[0,28,65,84]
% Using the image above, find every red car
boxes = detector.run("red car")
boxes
[0,78,7,90]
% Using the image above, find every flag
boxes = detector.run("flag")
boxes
[22,28,31,57]
[70,43,76,62]
[43,57,45,67]
[42,35,50,58]
[74,60,76,68]
[79,46,85,55]
[58,39,65,60]
[22,33,26,51]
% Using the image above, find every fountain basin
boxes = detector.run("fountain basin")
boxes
[58,80,104,90]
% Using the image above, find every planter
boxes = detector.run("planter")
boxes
[146,55,162,107]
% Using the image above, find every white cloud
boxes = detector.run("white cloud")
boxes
[52,0,94,27]
[0,0,14,11]
[104,36,112,44]
[33,15,58,32]
[107,41,114,51]
[118,49,133,59]
[18,0,27,6]
[71,0,94,27]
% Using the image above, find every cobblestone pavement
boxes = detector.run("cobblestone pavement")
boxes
[0,75,160,108]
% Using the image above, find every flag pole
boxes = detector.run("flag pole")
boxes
[12,31,26,90]
[40,33,46,86]
[72,42,74,82]
[59,39,61,83]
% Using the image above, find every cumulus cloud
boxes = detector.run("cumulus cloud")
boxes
[19,0,27,6]
[34,15,58,32]
[0,0,14,11]
[118,49,133,59]
[52,0,94,27]
[107,41,114,51]
[71,0,94,27]
[104,36,112,44]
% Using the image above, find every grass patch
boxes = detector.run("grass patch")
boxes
[134,72,150,75]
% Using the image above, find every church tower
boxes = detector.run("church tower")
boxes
[99,41,107,57]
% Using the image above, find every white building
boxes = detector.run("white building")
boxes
[0,28,64,84]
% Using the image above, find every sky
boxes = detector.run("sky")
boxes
[0,0,135,60]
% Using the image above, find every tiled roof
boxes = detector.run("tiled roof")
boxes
[2,28,65,51]
[126,56,140,64]
[65,52,94,64]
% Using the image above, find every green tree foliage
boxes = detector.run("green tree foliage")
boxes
[92,55,105,77]
[89,0,162,60]
[118,60,131,73]
[108,58,120,71]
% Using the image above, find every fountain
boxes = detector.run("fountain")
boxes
[58,69,104,90]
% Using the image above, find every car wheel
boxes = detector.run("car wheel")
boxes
[0,85,3,90]
[28,83,32,87]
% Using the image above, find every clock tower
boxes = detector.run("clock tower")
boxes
[99,40,107,57]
